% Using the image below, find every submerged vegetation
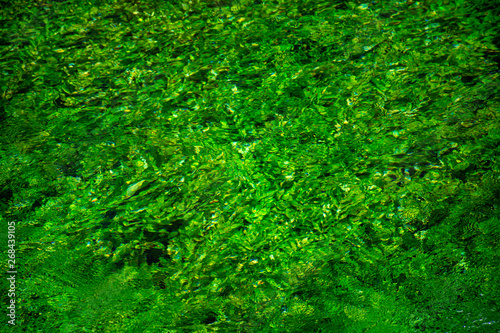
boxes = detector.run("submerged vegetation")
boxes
[1,0,499,331]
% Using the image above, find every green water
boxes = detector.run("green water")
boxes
[1,0,499,331]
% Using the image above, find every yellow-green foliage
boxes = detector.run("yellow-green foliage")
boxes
[1,0,499,332]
